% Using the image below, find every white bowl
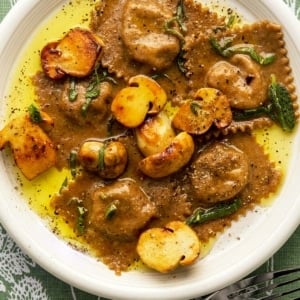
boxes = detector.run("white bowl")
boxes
[0,1,300,299]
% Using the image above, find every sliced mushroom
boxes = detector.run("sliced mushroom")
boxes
[135,111,175,157]
[0,113,56,180]
[137,221,200,273]
[139,132,194,178]
[172,88,232,135]
[41,27,104,80]
[111,75,167,128]
[78,140,127,179]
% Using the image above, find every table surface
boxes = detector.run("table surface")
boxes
[0,0,300,299]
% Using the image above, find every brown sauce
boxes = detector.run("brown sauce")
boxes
[28,0,295,274]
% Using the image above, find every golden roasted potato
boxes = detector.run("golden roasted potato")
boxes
[41,27,104,79]
[111,75,167,128]
[0,113,56,180]
[78,140,127,179]
[172,88,232,134]
[137,221,200,273]
[139,132,194,178]
[135,111,175,157]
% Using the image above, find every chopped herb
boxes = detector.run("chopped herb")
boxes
[28,104,42,123]
[81,68,117,116]
[268,74,296,131]
[177,49,188,74]
[98,145,106,171]
[77,206,87,234]
[164,0,187,75]
[176,0,187,33]
[164,17,185,44]
[233,75,296,131]
[68,78,78,102]
[186,198,242,226]
[104,200,119,220]
[190,101,202,116]
[210,37,276,65]
[69,150,78,178]
[151,73,171,81]
[226,15,236,28]
[59,177,68,194]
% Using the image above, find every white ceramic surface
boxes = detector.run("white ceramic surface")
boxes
[0,1,300,299]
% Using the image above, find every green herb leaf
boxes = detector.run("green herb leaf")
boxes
[98,145,106,171]
[186,198,242,226]
[68,78,78,102]
[81,68,117,116]
[28,104,42,123]
[77,206,87,234]
[190,101,202,116]
[176,0,187,33]
[164,17,185,44]
[69,150,78,178]
[268,75,296,131]
[233,106,271,121]
[59,177,68,194]
[233,75,296,132]
[210,37,276,65]
[104,201,119,220]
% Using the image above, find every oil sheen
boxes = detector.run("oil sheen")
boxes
[3,0,295,253]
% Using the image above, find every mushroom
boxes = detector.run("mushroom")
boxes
[135,111,175,157]
[41,27,104,80]
[78,140,127,179]
[139,131,194,178]
[111,75,167,128]
[137,221,200,273]
[0,112,56,180]
[172,88,232,135]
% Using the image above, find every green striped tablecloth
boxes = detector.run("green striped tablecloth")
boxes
[0,0,299,299]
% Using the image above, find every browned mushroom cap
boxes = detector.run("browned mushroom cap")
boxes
[111,75,167,128]
[41,28,104,79]
[78,140,127,179]
[139,132,195,178]
[172,88,232,135]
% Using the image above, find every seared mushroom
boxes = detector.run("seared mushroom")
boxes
[111,75,167,128]
[172,88,232,135]
[135,111,175,157]
[78,140,127,179]
[139,132,194,178]
[137,221,200,273]
[41,27,104,80]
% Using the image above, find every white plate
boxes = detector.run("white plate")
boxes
[0,1,300,299]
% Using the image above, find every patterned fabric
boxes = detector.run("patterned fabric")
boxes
[0,0,299,299]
